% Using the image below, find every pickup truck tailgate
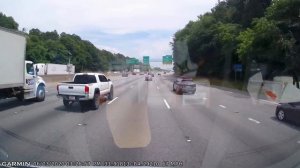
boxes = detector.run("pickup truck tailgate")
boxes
[58,84,87,96]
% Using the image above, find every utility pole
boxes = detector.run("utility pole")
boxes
[67,51,72,74]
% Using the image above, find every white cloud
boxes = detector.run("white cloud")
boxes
[133,38,172,58]
[95,45,122,54]
[0,0,216,58]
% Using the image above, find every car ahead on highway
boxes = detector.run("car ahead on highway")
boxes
[132,72,136,75]
[57,73,113,110]
[275,102,300,123]
[122,72,128,77]
[148,72,154,77]
[173,77,196,95]
[145,74,153,81]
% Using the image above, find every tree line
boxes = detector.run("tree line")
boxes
[172,0,300,86]
[0,12,129,72]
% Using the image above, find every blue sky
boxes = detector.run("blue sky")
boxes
[0,0,217,61]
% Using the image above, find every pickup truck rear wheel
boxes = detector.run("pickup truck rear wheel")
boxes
[63,100,72,108]
[108,87,114,100]
[91,93,100,110]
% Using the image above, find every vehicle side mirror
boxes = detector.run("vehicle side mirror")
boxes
[108,79,111,81]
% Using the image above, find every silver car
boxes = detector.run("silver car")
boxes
[122,72,128,77]
[145,74,153,81]
[173,77,196,94]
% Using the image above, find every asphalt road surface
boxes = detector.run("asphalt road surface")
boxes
[0,74,300,168]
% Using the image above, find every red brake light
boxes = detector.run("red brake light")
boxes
[85,85,89,94]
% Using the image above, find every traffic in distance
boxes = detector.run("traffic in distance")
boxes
[0,0,300,167]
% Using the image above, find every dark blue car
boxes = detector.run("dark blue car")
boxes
[276,102,300,123]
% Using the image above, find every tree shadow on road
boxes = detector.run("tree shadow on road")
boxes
[0,98,35,112]
[54,103,89,113]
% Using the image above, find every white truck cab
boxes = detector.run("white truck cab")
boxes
[23,60,46,100]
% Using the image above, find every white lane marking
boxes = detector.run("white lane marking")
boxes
[248,118,261,124]
[163,99,170,109]
[45,91,49,93]
[259,99,279,105]
[219,105,226,109]
[108,97,119,105]
[203,97,208,100]
[297,140,300,144]
[157,86,160,90]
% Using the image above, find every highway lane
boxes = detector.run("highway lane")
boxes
[0,75,143,161]
[157,75,300,168]
[0,74,299,167]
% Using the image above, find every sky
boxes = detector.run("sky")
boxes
[0,0,216,62]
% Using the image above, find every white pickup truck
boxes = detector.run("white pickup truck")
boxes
[57,73,113,110]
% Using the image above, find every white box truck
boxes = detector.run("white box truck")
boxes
[0,26,46,101]
[133,69,140,73]
[44,63,75,75]
[35,63,46,75]
[45,63,68,75]
[34,63,75,75]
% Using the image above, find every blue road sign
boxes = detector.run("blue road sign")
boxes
[233,64,243,72]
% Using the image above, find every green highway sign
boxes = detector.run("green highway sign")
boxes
[143,56,150,65]
[134,58,139,64]
[126,58,139,65]
[162,55,173,64]
[126,59,131,64]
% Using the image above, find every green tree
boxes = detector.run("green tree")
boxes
[0,12,18,30]
[216,23,241,79]
[266,0,300,87]
[227,0,272,27]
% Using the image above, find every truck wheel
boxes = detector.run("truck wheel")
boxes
[108,87,114,100]
[63,100,72,108]
[91,93,100,110]
[36,85,45,102]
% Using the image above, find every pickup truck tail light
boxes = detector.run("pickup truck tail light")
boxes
[85,85,89,94]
